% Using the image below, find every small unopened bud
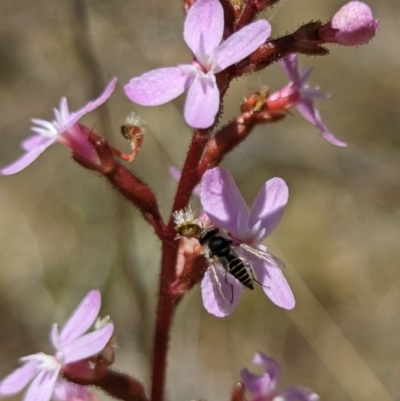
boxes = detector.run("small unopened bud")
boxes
[319,1,378,46]
[231,382,245,401]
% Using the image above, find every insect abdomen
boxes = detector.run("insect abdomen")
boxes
[226,254,254,290]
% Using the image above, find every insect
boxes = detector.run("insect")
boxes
[199,226,285,304]
[173,207,284,303]
[199,227,254,290]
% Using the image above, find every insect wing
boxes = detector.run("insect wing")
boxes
[201,262,243,317]
[237,243,285,269]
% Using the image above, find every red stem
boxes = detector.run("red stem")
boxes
[168,129,210,226]
[150,237,179,401]
[150,128,210,401]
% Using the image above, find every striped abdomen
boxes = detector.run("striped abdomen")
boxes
[225,254,254,290]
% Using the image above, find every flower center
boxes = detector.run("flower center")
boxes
[190,59,209,74]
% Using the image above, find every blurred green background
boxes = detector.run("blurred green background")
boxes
[0,0,399,400]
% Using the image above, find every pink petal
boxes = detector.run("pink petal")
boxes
[280,386,320,401]
[169,166,181,182]
[201,264,243,317]
[240,368,274,396]
[51,324,62,352]
[250,256,295,309]
[278,54,300,85]
[21,134,50,151]
[62,77,117,134]
[125,67,193,106]
[53,379,92,401]
[23,368,59,401]
[240,352,280,396]
[183,0,224,65]
[0,360,38,395]
[0,137,56,175]
[249,178,288,240]
[297,101,347,147]
[200,167,249,237]
[298,67,314,87]
[60,290,101,344]
[61,124,99,165]
[184,73,219,128]
[253,352,281,388]
[63,323,114,364]
[212,20,271,73]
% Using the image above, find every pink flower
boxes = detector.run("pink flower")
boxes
[53,380,99,401]
[241,352,319,401]
[319,1,378,46]
[273,54,346,147]
[124,0,271,129]
[0,290,114,401]
[53,379,99,401]
[1,78,117,175]
[200,167,295,317]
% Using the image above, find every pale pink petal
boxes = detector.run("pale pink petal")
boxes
[249,178,288,240]
[51,324,62,353]
[31,118,57,134]
[278,54,300,84]
[183,0,224,64]
[61,125,99,165]
[297,101,347,147]
[280,386,320,401]
[184,73,219,128]
[253,352,280,388]
[201,264,243,317]
[169,166,181,182]
[0,137,56,175]
[63,323,114,364]
[0,360,38,395]
[23,368,59,401]
[60,290,101,344]
[298,67,314,87]
[125,67,193,106]
[58,98,70,121]
[240,368,272,395]
[21,134,50,151]
[241,353,281,396]
[53,379,92,401]
[62,78,117,133]
[250,257,295,309]
[212,20,271,73]
[200,167,249,237]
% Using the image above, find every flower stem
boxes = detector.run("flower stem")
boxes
[150,237,179,401]
[169,129,210,224]
[150,129,210,401]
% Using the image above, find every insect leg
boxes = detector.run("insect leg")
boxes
[246,262,271,290]
[223,271,234,303]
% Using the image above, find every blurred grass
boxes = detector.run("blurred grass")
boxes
[0,0,399,400]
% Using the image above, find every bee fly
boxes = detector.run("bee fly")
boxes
[173,206,284,303]
[199,227,254,291]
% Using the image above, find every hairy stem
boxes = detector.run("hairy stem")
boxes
[169,129,210,226]
[150,238,179,401]
[150,128,210,401]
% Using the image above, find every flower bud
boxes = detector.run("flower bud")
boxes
[319,1,378,46]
